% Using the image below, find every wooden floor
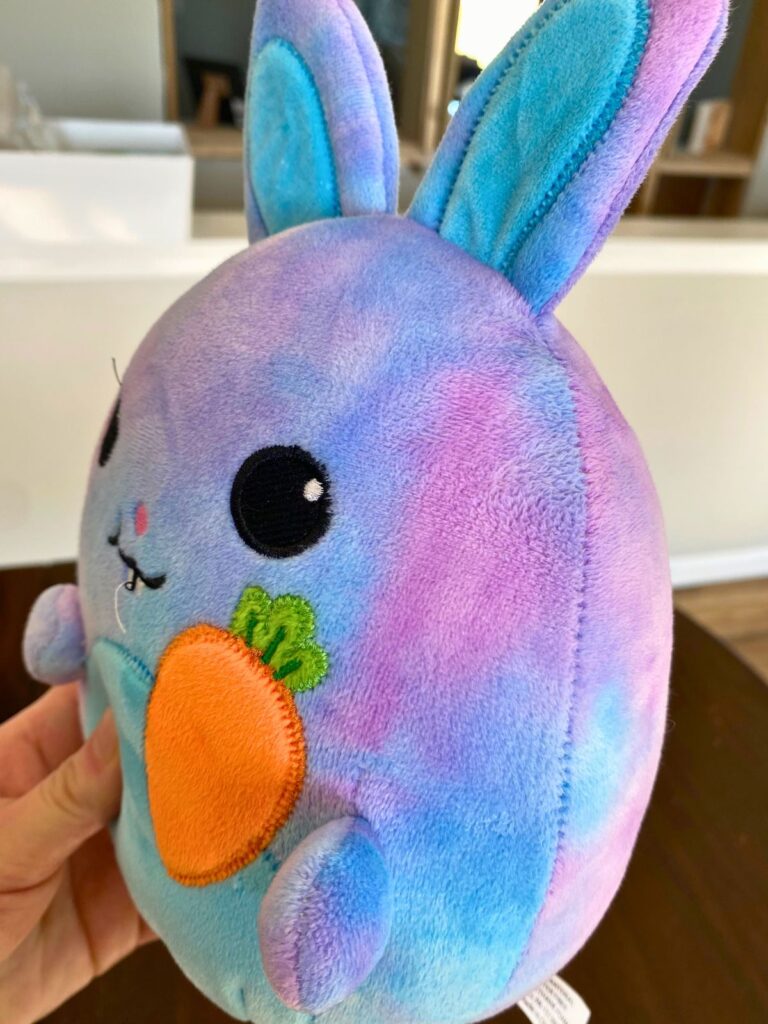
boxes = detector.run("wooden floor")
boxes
[675,577,768,682]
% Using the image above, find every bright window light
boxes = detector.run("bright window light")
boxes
[456,1,538,69]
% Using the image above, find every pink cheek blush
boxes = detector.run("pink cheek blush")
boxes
[135,503,149,537]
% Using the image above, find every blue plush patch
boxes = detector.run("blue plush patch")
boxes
[248,39,341,236]
[410,0,650,304]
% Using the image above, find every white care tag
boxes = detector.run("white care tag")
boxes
[518,975,591,1024]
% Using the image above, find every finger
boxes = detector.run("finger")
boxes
[0,685,84,798]
[0,711,121,893]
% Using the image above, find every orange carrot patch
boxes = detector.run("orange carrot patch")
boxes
[146,624,307,887]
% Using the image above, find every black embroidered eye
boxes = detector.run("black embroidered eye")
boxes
[231,446,332,558]
[99,400,120,467]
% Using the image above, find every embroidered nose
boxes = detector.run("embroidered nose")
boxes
[135,503,149,537]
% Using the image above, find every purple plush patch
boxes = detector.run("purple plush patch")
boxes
[23,583,85,685]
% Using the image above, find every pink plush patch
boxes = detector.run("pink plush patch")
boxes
[135,502,149,537]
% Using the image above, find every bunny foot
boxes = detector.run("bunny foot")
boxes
[259,817,392,1014]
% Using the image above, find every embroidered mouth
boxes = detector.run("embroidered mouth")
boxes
[108,533,167,591]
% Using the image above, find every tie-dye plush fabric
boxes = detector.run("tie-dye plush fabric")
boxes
[22,1,726,1021]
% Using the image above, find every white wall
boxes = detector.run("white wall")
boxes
[0,1,164,121]
[1,227,767,584]
[560,271,768,559]
[0,277,189,567]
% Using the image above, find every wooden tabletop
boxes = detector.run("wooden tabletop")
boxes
[1,566,766,1023]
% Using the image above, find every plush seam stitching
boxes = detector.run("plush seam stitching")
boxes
[147,625,306,887]
[334,0,389,212]
[102,637,154,691]
[541,0,727,314]
[436,0,571,233]
[253,37,343,228]
[492,318,592,1002]
[263,848,282,874]
[502,0,651,281]
[98,639,156,819]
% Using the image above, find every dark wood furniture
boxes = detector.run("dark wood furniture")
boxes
[1,565,766,1023]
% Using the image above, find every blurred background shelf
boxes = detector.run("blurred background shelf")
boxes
[184,124,431,185]
[634,0,768,217]
[2,1,768,217]
[185,124,242,160]
[653,151,755,179]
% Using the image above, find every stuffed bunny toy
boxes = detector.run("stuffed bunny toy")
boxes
[23,0,726,1020]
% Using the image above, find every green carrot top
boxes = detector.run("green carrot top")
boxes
[230,587,329,693]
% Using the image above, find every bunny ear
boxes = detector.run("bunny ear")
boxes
[245,0,399,243]
[409,0,727,313]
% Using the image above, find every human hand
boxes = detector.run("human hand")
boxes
[0,684,154,1023]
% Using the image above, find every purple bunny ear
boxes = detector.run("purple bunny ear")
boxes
[409,0,728,314]
[245,0,399,243]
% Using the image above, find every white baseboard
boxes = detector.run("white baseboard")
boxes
[671,546,768,589]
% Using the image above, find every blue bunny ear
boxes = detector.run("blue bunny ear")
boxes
[245,0,399,242]
[409,0,727,313]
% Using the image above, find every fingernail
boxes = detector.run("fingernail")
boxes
[90,709,119,768]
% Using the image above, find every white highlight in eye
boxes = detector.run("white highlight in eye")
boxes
[304,478,324,503]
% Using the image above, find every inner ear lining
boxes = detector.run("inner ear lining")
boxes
[248,36,342,235]
[435,0,573,234]
[499,0,651,279]
[432,0,651,280]
[546,1,729,312]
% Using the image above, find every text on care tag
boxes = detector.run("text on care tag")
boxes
[518,975,590,1024]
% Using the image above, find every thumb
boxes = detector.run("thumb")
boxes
[0,710,121,892]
